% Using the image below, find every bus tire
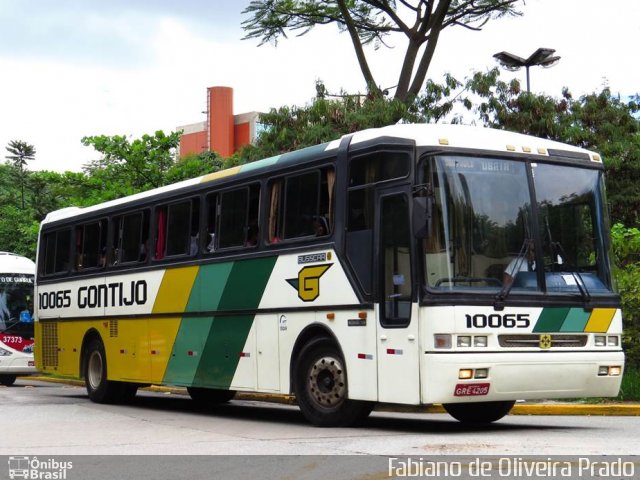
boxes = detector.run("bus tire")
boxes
[187,387,236,405]
[0,374,17,386]
[83,337,121,404]
[294,337,373,427]
[443,400,515,424]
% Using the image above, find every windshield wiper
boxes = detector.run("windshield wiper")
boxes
[570,270,592,305]
[494,239,531,310]
[551,241,591,305]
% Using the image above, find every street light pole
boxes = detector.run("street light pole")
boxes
[493,48,561,93]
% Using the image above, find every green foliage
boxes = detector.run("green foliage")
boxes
[164,151,226,184]
[240,92,422,161]
[611,224,640,368]
[0,205,39,258]
[81,130,181,192]
[5,140,36,170]
[5,139,37,210]
[618,367,640,401]
[0,131,212,260]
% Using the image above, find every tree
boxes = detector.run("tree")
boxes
[164,151,226,184]
[5,139,36,209]
[238,90,424,161]
[242,0,521,102]
[81,131,181,198]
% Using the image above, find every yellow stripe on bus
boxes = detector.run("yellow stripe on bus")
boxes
[584,308,617,333]
[152,266,199,314]
[201,166,241,184]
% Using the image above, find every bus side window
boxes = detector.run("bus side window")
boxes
[267,167,334,243]
[111,211,149,265]
[75,220,107,271]
[218,184,260,250]
[42,229,71,275]
[155,198,200,259]
[346,186,374,295]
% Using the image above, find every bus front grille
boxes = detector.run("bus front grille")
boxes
[41,322,59,367]
[498,334,588,348]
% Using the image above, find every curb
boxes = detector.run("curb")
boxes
[23,376,640,416]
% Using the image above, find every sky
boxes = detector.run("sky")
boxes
[0,0,638,173]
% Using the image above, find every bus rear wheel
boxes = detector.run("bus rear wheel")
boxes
[0,374,17,386]
[187,387,236,405]
[294,338,373,427]
[83,337,122,404]
[443,400,515,424]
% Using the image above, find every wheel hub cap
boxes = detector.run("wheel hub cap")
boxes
[308,356,346,408]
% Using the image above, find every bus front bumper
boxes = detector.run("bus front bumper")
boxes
[0,356,37,375]
[422,351,624,404]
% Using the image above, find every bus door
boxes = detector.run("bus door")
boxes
[375,187,421,404]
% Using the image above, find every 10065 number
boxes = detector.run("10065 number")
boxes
[465,313,530,329]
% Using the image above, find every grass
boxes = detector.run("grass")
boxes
[617,367,640,401]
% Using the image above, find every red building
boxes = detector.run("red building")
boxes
[178,86,259,158]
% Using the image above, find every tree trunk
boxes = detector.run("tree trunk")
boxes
[337,0,380,96]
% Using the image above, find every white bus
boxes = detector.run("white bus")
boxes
[0,252,36,385]
[34,124,623,425]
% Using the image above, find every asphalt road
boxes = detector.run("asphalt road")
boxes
[1,379,638,457]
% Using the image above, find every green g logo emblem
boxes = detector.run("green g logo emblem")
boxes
[286,264,332,302]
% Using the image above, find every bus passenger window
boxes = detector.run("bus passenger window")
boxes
[218,184,260,249]
[155,199,200,259]
[75,220,107,271]
[268,167,334,242]
[42,230,71,275]
[111,211,149,265]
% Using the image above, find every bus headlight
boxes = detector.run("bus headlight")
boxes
[473,336,488,347]
[598,366,622,376]
[0,347,12,356]
[594,335,606,346]
[607,336,619,347]
[457,336,471,348]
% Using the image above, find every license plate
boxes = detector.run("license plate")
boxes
[454,383,490,396]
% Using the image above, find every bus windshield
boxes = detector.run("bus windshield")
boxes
[0,274,35,352]
[419,155,612,295]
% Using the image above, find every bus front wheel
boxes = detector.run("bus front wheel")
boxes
[0,374,16,386]
[294,338,373,427]
[83,337,121,404]
[443,400,515,424]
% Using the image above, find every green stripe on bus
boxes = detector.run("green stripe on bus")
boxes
[162,317,214,385]
[163,262,235,385]
[559,308,591,332]
[532,307,570,332]
[192,256,277,388]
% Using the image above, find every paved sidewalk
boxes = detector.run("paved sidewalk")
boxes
[24,375,640,416]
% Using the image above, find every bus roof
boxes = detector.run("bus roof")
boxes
[42,124,600,225]
[0,252,35,275]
